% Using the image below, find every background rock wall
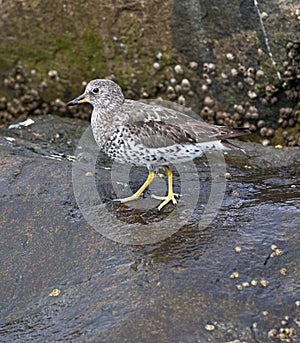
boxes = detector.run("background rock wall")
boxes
[0,0,299,146]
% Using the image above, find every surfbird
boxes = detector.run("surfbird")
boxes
[68,79,248,210]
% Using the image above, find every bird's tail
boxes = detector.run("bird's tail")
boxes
[221,140,247,154]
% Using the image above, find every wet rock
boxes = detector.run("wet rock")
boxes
[0,114,299,342]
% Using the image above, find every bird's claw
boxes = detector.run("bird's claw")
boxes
[151,192,179,210]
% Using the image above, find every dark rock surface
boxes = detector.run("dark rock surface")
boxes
[0,115,299,342]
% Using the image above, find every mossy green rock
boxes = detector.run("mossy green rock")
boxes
[0,0,299,146]
[0,1,174,98]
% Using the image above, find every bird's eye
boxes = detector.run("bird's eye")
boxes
[92,88,99,94]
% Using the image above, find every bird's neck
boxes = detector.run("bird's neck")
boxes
[91,105,127,149]
[91,102,126,126]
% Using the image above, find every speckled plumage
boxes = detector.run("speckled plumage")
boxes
[68,79,248,210]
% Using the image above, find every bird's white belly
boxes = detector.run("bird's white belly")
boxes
[106,140,226,168]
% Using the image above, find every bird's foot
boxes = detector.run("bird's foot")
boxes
[151,192,179,211]
[113,193,143,204]
[113,170,156,204]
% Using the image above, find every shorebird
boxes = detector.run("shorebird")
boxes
[68,79,247,210]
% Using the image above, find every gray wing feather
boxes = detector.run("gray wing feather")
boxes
[120,100,248,148]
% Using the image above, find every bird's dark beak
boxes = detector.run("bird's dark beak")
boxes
[67,94,88,106]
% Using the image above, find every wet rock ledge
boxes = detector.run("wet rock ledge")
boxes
[0,114,299,342]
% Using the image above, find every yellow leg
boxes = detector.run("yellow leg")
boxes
[113,170,155,204]
[151,167,179,210]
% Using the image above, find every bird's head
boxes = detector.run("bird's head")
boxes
[67,79,125,111]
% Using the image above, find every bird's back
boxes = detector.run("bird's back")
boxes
[119,100,248,148]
